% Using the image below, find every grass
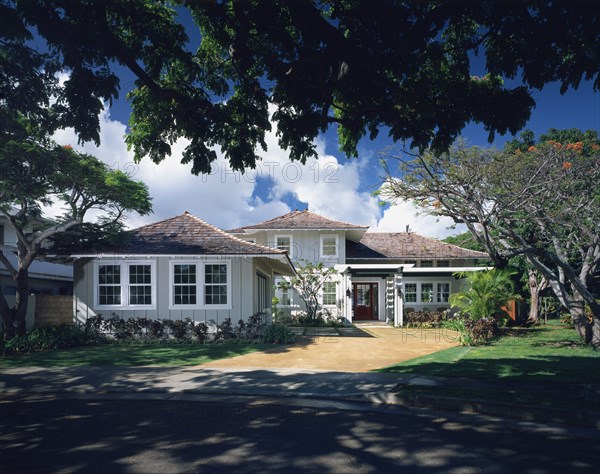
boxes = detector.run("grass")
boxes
[376,320,600,385]
[0,343,273,368]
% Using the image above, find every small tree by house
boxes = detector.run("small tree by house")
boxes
[449,269,518,320]
[0,129,152,337]
[282,261,338,322]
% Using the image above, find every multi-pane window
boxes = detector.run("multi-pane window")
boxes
[173,264,197,305]
[128,265,152,305]
[205,264,228,305]
[404,283,417,303]
[421,283,434,303]
[437,283,450,303]
[420,260,434,267]
[321,235,338,258]
[276,235,291,253]
[437,260,450,267]
[322,281,337,305]
[98,265,121,305]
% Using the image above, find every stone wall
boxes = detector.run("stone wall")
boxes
[34,295,73,327]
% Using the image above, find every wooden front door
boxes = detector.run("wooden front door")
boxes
[353,283,378,320]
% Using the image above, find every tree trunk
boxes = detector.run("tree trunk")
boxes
[526,270,540,326]
[12,268,30,336]
[569,293,592,344]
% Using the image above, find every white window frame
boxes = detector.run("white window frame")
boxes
[320,234,339,259]
[437,282,450,303]
[94,260,156,310]
[168,260,232,310]
[169,261,202,309]
[421,283,435,303]
[203,261,232,309]
[321,280,337,306]
[404,283,417,303]
[275,234,293,258]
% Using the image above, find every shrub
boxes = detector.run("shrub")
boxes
[245,312,266,339]
[191,322,208,342]
[163,318,193,340]
[215,318,235,341]
[466,317,500,344]
[262,323,295,344]
[404,310,446,328]
[1,324,103,355]
[147,319,165,339]
[442,315,499,346]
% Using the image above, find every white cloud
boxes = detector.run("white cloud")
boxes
[50,105,464,239]
[375,199,466,238]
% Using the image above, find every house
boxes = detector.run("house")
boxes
[0,216,73,297]
[72,209,488,327]
[229,210,489,325]
[72,212,294,326]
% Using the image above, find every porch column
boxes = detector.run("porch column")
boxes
[341,268,352,324]
[394,268,404,327]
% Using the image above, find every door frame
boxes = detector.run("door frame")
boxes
[352,282,378,320]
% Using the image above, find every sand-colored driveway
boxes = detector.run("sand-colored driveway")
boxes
[203,325,460,372]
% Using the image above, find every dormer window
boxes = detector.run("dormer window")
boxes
[320,234,338,259]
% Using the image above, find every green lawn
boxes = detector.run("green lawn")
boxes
[377,321,600,385]
[0,343,273,368]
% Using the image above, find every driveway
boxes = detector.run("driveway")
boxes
[203,325,460,372]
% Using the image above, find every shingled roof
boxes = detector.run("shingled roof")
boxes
[228,210,369,232]
[94,212,288,256]
[347,232,489,260]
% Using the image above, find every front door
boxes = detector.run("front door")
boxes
[353,283,378,320]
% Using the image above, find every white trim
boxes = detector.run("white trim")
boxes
[169,260,202,310]
[168,260,233,310]
[274,234,293,258]
[320,234,339,259]
[203,261,232,310]
[94,260,157,310]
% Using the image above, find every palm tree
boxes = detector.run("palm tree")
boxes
[450,269,518,320]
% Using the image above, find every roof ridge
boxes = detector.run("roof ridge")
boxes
[184,211,286,255]
[301,209,369,228]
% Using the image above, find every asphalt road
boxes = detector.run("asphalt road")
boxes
[1,395,598,473]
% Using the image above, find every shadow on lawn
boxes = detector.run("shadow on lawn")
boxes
[377,354,600,385]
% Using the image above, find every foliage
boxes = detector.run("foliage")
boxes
[449,270,518,320]
[404,310,447,328]
[0,132,152,337]
[381,131,600,345]
[262,323,295,344]
[1,324,103,355]
[81,314,269,344]
[465,318,500,345]
[3,2,599,173]
[214,318,235,341]
[283,261,338,321]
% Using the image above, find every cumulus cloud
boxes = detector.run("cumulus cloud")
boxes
[50,105,463,239]
[375,200,466,239]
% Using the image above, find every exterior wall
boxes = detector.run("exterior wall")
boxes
[401,276,456,313]
[2,295,36,330]
[74,256,261,326]
[242,230,346,266]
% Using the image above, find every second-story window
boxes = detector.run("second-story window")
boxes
[275,235,292,255]
[320,234,338,258]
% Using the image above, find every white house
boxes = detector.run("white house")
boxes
[229,210,489,325]
[0,216,73,297]
[72,210,488,326]
[71,212,294,325]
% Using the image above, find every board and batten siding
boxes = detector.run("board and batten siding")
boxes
[73,256,258,325]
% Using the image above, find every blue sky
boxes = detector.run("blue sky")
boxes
[50,16,600,239]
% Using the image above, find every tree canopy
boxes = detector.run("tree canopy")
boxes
[2,0,599,173]
[0,118,152,336]
[380,129,600,346]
